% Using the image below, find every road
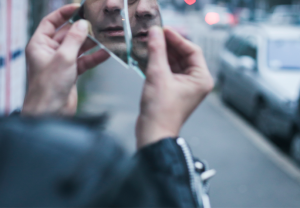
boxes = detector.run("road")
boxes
[184,95,300,208]
[78,56,300,207]
[77,11,300,207]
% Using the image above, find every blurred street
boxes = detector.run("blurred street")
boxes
[2,0,300,207]
[79,61,300,207]
[78,9,300,207]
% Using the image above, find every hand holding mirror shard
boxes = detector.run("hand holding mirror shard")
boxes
[69,0,130,70]
[68,0,163,78]
[128,0,163,74]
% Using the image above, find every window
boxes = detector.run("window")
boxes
[225,36,235,50]
[238,43,257,60]
[226,35,257,60]
[268,39,300,70]
[225,35,244,55]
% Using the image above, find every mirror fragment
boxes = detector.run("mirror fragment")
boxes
[127,0,163,75]
[69,0,130,69]
[68,0,165,78]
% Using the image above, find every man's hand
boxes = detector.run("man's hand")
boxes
[136,26,214,149]
[22,4,110,116]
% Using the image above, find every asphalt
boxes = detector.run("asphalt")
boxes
[183,95,300,208]
[78,56,300,208]
[77,12,300,206]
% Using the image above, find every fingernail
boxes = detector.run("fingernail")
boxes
[77,20,88,31]
[149,26,161,39]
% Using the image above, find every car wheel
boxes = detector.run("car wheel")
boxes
[291,134,300,165]
[254,105,271,137]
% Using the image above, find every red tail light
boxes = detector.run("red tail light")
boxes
[185,0,196,5]
[205,12,220,25]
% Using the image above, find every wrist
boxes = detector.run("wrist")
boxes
[22,88,65,116]
[136,115,180,149]
[137,130,179,149]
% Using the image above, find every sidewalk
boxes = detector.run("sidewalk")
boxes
[78,58,300,207]
[78,57,143,152]
[183,94,300,208]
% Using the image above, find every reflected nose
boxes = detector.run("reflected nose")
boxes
[104,0,123,15]
[135,0,158,20]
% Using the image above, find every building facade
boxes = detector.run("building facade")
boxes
[0,0,78,115]
[0,0,28,115]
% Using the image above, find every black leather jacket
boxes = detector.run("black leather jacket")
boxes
[0,117,212,207]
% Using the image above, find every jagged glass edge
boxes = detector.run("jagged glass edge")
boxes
[69,0,145,78]
[68,0,128,70]
[122,0,146,79]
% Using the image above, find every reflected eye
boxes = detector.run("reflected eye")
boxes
[128,0,138,5]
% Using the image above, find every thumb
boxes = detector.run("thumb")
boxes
[146,26,170,81]
[58,20,89,62]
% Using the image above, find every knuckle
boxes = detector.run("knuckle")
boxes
[205,76,215,93]
[146,66,166,84]
[25,42,37,59]
[194,45,203,55]
[147,67,160,77]
[55,50,73,64]
[55,50,66,60]
[40,17,52,29]
[40,17,48,25]
[194,73,214,94]
[25,43,32,55]
[146,67,159,80]
[148,40,158,52]
[148,39,164,52]
[67,30,84,43]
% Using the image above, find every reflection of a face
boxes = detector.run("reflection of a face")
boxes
[129,0,162,71]
[84,0,127,61]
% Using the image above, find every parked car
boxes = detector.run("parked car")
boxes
[291,116,300,164]
[268,5,300,25]
[218,24,300,163]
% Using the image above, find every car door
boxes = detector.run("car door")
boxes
[220,35,245,100]
[232,36,259,116]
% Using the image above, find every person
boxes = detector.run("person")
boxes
[1,3,215,207]
[83,0,127,61]
[129,0,162,72]
[82,0,162,72]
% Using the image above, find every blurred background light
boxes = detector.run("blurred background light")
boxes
[205,12,220,25]
[185,0,196,6]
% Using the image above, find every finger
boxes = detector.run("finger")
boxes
[164,26,198,57]
[78,21,97,55]
[36,3,80,38]
[78,38,97,56]
[164,27,208,74]
[168,53,184,74]
[146,26,171,81]
[53,23,96,55]
[77,50,110,75]
[167,46,192,74]
[53,23,72,44]
[58,20,89,63]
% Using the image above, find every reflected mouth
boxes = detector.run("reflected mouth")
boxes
[134,31,149,42]
[100,26,124,37]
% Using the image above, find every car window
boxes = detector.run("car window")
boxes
[238,42,257,60]
[225,36,234,49]
[268,39,300,70]
[225,35,244,55]
[226,35,257,60]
